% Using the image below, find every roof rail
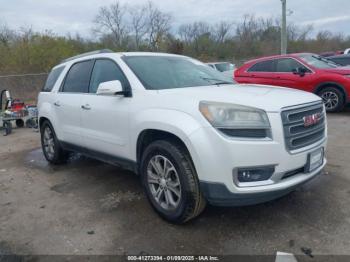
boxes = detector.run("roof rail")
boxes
[60,49,114,63]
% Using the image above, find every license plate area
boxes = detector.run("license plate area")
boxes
[306,148,324,173]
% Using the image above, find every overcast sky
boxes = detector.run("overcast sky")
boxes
[1,0,350,38]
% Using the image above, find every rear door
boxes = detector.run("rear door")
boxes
[54,60,94,146]
[243,59,277,85]
[80,58,132,158]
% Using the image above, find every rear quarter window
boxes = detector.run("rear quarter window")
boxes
[42,66,65,92]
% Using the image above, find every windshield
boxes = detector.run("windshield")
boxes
[123,56,235,90]
[298,54,338,69]
[215,63,235,72]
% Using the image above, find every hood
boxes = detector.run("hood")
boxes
[158,84,321,112]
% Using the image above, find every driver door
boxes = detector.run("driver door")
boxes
[272,58,314,91]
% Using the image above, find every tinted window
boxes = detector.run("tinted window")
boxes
[89,59,128,93]
[42,66,65,92]
[62,60,94,93]
[248,60,275,72]
[123,56,234,90]
[276,58,307,72]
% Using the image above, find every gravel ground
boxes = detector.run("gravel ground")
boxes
[0,108,350,260]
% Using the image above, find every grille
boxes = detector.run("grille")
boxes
[281,102,326,151]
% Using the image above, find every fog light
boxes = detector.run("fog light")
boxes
[237,166,275,182]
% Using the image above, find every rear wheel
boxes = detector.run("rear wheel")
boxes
[140,140,206,224]
[15,119,24,128]
[40,121,69,164]
[318,87,345,112]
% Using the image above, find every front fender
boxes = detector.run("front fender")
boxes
[130,108,204,162]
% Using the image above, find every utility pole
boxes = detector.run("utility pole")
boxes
[281,0,287,54]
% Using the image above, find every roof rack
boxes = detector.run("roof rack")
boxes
[60,49,114,63]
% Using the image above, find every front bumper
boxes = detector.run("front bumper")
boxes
[200,168,324,206]
[185,112,327,204]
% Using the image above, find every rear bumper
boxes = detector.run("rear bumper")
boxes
[200,169,323,206]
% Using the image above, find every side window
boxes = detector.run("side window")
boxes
[275,58,308,73]
[248,60,275,72]
[42,66,65,92]
[62,60,94,93]
[89,59,128,93]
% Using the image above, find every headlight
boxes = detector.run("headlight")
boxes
[199,101,271,138]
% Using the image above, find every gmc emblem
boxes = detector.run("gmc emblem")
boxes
[303,113,321,127]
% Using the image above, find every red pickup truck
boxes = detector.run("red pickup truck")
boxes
[234,53,350,112]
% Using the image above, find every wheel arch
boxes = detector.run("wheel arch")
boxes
[314,82,348,101]
[136,129,192,168]
[39,116,50,129]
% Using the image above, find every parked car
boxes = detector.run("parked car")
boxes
[38,50,327,223]
[206,62,235,78]
[344,48,350,55]
[320,51,343,57]
[327,54,350,66]
[234,53,350,112]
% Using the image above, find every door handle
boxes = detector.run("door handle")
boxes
[53,101,60,107]
[81,104,91,110]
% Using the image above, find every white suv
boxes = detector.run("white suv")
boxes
[38,50,327,223]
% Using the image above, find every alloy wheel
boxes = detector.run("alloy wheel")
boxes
[147,155,182,210]
[43,126,55,160]
[321,91,339,110]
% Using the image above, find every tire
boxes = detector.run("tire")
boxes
[16,119,24,128]
[140,140,206,224]
[26,118,36,128]
[40,120,69,164]
[318,87,345,112]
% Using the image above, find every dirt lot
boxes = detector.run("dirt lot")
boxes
[0,109,350,259]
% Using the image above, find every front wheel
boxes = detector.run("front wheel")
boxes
[140,140,206,224]
[318,87,345,112]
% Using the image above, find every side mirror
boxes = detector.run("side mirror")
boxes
[293,67,307,77]
[298,67,307,76]
[96,80,124,96]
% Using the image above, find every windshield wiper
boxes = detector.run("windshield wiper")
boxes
[313,55,338,67]
[201,77,232,85]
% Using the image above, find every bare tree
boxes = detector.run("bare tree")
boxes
[146,1,172,50]
[129,4,148,49]
[178,22,211,43]
[214,21,232,43]
[93,1,129,47]
[178,24,195,44]
[0,23,14,46]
